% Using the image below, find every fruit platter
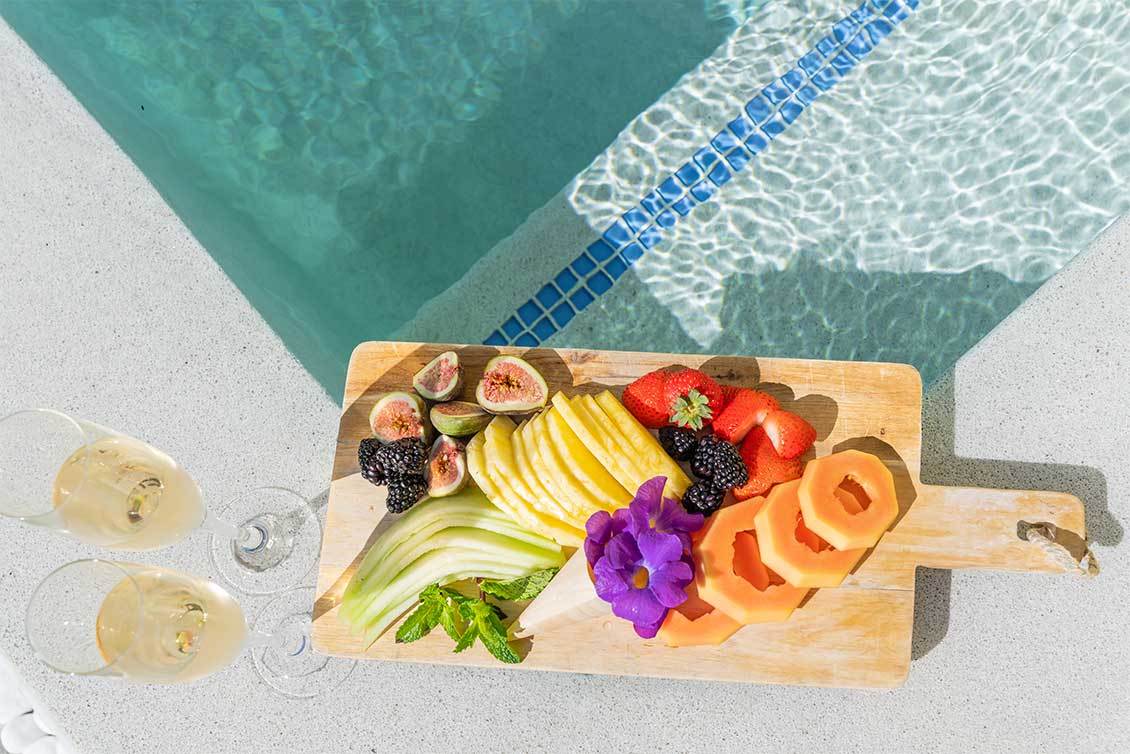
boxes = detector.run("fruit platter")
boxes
[312,342,1090,688]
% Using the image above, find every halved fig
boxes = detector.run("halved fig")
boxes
[475,356,548,415]
[430,401,491,437]
[369,392,430,444]
[413,351,463,402]
[425,435,467,497]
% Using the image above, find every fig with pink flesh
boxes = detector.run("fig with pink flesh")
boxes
[368,391,430,443]
[413,351,463,402]
[475,355,548,415]
[430,401,491,437]
[425,435,467,497]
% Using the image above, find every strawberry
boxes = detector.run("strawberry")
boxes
[761,409,816,460]
[712,389,781,444]
[732,426,803,500]
[663,369,724,430]
[720,384,744,409]
[621,370,670,428]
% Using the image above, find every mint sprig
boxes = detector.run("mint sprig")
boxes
[395,580,535,664]
[479,568,559,601]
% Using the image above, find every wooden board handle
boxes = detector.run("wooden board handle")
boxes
[889,484,1097,576]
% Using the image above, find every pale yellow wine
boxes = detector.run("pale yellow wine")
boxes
[52,436,205,550]
[95,568,248,682]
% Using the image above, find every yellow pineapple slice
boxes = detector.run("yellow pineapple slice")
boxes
[550,392,639,492]
[526,412,607,518]
[571,394,650,490]
[543,407,631,509]
[511,417,581,525]
[485,416,559,519]
[592,390,692,496]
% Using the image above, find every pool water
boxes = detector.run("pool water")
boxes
[5,0,1129,395]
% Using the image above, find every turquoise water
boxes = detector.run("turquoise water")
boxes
[0,0,735,395]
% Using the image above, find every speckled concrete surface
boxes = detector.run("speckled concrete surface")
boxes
[2,17,1128,754]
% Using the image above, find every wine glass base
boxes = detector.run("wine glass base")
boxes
[209,487,321,596]
[251,586,355,698]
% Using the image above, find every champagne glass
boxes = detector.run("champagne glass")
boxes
[0,409,321,595]
[25,560,355,697]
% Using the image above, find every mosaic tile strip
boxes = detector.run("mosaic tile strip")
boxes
[484,0,918,348]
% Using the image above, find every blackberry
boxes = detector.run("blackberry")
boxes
[681,481,726,516]
[691,435,749,490]
[358,438,385,486]
[659,426,698,462]
[385,474,427,513]
[376,437,428,476]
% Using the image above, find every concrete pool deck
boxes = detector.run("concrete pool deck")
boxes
[2,16,1128,754]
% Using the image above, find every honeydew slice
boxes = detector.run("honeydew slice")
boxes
[592,390,692,496]
[543,407,632,509]
[550,392,639,492]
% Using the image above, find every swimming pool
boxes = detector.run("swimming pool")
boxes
[5,0,1129,396]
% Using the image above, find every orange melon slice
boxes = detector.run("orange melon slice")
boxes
[754,480,866,587]
[658,575,742,648]
[798,449,898,550]
[695,497,809,624]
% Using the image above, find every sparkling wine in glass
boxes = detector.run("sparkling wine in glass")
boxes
[26,560,354,696]
[0,409,321,594]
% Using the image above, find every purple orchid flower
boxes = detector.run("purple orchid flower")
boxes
[584,476,703,638]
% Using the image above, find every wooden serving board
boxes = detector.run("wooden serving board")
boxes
[312,342,1088,688]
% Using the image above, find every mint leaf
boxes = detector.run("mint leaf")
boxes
[480,568,559,602]
[395,597,441,644]
[469,600,521,664]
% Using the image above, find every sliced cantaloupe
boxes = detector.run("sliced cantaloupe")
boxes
[798,449,899,551]
[695,496,809,623]
[659,575,743,647]
[754,479,866,588]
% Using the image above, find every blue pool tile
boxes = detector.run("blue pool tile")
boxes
[883,1,909,22]
[656,208,678,228]
[851,2,875,23]
[674,162,701,187]
[726,148,751,172]
[589,239,616,262]
[604,255,628,280]
[868,0,892,10]
[812,68,839,91]
[710,128,739,153]
[831,53,857,76]
[832,17,859,44]
[728,114,755,141]
[517,299,543,327]
[502,316,523,339]
[638,224,663,249]
[571,287,595,311]
[536,283,561,309]
[761,117,786,140]
[515,332,539,347]
[622,207,649,234]
[620,242,645,264]
[640,190,663,216]
[657,176,683,202]
[903,0,920,9]
[554,267,578,292]
[550,302,575,328]
[707,161,732,186]
[484,330,507,346]
[744,132,769,155]
[866,18,894,44]
[781,67,805,92]
[693,147,720,172]
[815,35,838,57]
[670,194,696,216]
[690,179,717,202]
[600,223,631,251]
[798,51,824,76]
[762,80,790,105]
[744,94,773,124]
[845,30,874,58]
[779,99,805,125]
[532,317,556,341]
[588,270,613,294]
[795,84,821,106]
[571,253,596,276]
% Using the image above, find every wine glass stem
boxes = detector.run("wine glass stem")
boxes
[248,626,308,657]
[200,511,261,550]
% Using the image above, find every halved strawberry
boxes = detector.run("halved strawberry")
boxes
[732,426,803,500]
[761,409,816,460]
[720,384,744,409]
[621,370,670,428]
[712,389,780,444]
[664,369,724,430]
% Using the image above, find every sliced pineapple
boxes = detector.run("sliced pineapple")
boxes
[570,394,650,491]
[484,417,557,519]
[542,407,631,510]
[510,417,579,525]
[592,390,692,496]
[527,412,608,518]
[516,414,589,521]
[550,392,639,492]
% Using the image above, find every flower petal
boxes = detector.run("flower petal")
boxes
[636,529,683,570]
[585,509,612,542]
[648,560,694,608]
[627,476,667,534]
[592,558,630,601]
[633,618,664,639]
[604,532,642,570]
[610,587,666,628]
[654,496,705,535]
